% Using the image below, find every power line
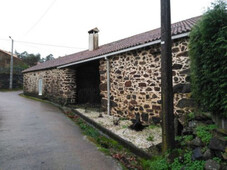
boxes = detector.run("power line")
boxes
[25,0,57,35]
[0,38,85,49]
[0,38,9,41]
[16,40,85,49]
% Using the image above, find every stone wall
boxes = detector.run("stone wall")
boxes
[0,51,25,68]
[0,73,23,89]
[23,68,76,104]
[99,37,192,123]
[0,51,26,89]
[23,37,193,123]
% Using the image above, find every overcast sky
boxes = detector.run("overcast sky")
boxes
[0,0,214,58]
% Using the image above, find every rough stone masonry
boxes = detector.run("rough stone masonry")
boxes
[23,68,76,104]
[99,37,193,123]
[23,37,194,124]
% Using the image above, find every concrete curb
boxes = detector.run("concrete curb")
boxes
[19,94,152,159]
[72,108,152,159]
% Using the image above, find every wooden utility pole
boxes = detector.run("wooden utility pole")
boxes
[160,0,175,152]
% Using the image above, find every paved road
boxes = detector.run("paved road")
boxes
[0,91,121,170]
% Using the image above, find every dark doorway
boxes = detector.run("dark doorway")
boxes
[76,60,101,105]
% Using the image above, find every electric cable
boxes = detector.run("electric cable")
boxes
[25,0,57,35]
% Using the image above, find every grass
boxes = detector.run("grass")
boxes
[141,150,206,170]
[19,93,50,104]
[64,110,144,169]
[18,94,140,168]
[187,112,195,121]
[141,156,169,170]
[147,135,154,141]
[149,124,159,129]
[121,125,128,129]
[119,117,128,121]
[20,94,226,169]
[0,88,22,92]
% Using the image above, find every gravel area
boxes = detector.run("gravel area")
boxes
[75,108,162,149]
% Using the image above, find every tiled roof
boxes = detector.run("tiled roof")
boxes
[0,49,18,58]
[23,16,200,73]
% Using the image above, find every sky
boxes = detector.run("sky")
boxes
[0,0,214,59]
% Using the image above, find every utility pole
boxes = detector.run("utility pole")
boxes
[160,0,175,152]
[9,36,14,89]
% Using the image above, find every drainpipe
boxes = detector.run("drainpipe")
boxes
[105,56,110,115]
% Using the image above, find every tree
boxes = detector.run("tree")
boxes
[189,0,227,118]
[45,54,54,61]
[39,57,45,63]
[39,54,55,63]
[15,51,41,67]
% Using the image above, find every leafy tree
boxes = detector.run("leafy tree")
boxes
[39,54,55,63]
[15,51,41,67]
[39,57,45,63]
[189,0,227,117]
[45,54,54,61]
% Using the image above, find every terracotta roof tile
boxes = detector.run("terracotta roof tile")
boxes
[0,49,18,58]
[23,16,201,73]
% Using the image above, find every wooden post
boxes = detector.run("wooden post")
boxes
[161,0,175,152]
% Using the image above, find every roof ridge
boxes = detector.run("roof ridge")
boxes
[93,15,202,49]
[23,15,201,73]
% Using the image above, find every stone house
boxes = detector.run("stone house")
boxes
[0,49,26,89]
[23,16,200,123]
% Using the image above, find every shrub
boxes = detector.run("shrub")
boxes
[195,124,217,144]
[142,156,169,170]
[171,151,205,170]
[189,0,227,118]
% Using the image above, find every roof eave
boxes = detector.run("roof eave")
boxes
[57,32,190,69]
[22,66,58,73]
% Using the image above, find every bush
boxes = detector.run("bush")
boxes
[171,151,205,170]
[142,156,169,170]
[189,0,227,118]
[195,124,217,144]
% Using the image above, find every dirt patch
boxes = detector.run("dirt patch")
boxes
[75,108,161,149]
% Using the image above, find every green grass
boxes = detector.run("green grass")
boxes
[142,150,205,170]
[121,125,128,129]
[20,94,225,169]
[69,114,143,169]
[0,88,22,92]
[187,112,195,121]
[98,147,110,155]
[141,156,169,170]
[149,124,159,129]
[119,117,128,121]
[19,93,50,104]
[147,135,154,141]
[171,151,205,170]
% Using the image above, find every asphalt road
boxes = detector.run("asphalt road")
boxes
[0,91,121,170]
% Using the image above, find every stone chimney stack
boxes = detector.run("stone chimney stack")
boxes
[88,27,99,51]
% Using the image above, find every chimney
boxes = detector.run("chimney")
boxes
[88,27,99,51]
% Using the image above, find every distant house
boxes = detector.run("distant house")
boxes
[23,16,200,124]
[0,49,26,89]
